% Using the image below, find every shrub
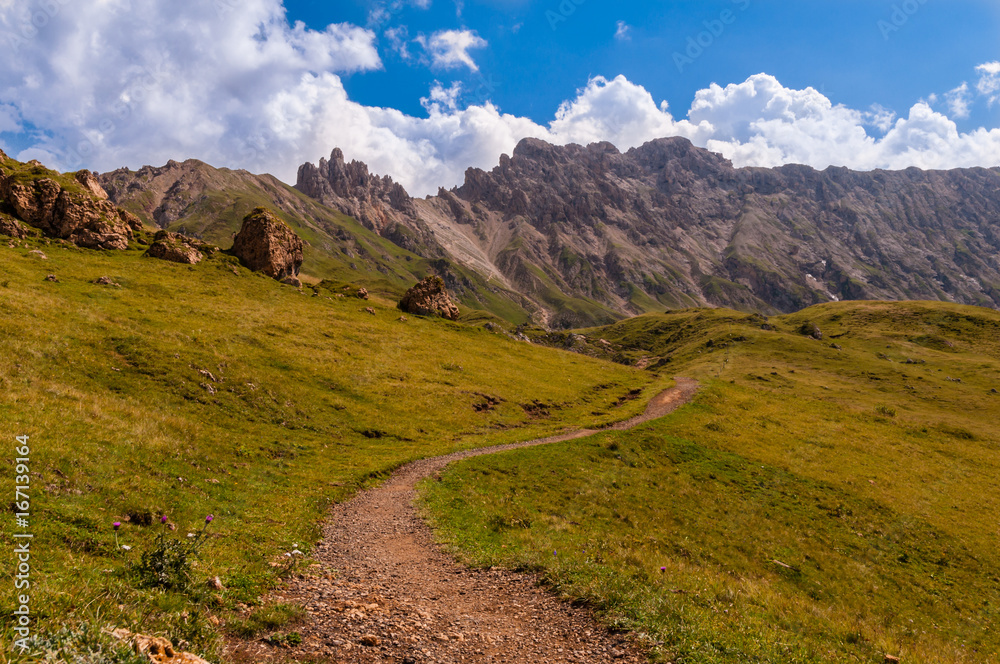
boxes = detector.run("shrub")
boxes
[129,515,215,591]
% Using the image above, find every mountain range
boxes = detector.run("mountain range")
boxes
[94,138,1000,328]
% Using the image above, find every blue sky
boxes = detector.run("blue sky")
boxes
[1,0,998,195]
[292,0,1000,131]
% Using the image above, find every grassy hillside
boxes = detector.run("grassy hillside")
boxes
[422,301,1000,663]
[0,236,656,660]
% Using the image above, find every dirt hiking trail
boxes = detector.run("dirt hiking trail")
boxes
[229,378,699,664]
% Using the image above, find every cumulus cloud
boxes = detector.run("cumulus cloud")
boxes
[976,61,1000,105]
[695,74,1000,172]
[1,2,999,201]
[416,29,487,71]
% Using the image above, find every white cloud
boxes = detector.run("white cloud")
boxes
[1,2,999,202]
[694,74,1000,172]
[415,29,486,71]
[976,61,1000,105]
[945,83,972,119]
[420,81,463,114]
[614,20,631,41]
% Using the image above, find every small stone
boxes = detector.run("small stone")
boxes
[44,274,58,282]
[365,307,376,315]
[94,276,121,287]
[207,576,224,590]
[359,634,380,647]
[884,656,900,664]
[398,315,408,322]
[29,249,48,259]
[357,287,370,300]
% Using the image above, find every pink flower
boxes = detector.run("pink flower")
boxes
[113,522,121,530]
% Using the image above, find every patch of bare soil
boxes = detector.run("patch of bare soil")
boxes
[226,378,699,664]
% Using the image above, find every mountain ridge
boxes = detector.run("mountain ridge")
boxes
[82,138,1000,329]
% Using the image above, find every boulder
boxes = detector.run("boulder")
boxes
[798,321,823,340]
[145,230,208,264]
[398,276,460,320]
[230,207,303,281]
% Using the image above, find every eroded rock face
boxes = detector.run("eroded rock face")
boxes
[0,172,136,250]
[230,207,303,280]
[0,215,26,238]
[398,276,461,320]
[145,230,210,264]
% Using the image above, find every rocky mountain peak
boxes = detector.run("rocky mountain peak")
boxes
[295,148,443,256]
[296,148,416,223]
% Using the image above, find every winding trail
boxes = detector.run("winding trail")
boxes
[230,378,699,664]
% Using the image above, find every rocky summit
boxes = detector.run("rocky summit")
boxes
[398,276,461,320]
[295,147,443,257]
[230,207,303,284]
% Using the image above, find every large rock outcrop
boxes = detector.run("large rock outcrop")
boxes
[0,158,140,250]
[398,276,461,320]
[230,207,303,281]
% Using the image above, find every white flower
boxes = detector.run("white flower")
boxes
[120,545,131,551]
[291,549,303,556]
[187,533,196,538]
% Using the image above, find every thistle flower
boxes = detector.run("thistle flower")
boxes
[113,522,121,530]
[205,514,214,523]
[161,515,168,524]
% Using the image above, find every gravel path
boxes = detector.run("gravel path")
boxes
[228,378,699,664]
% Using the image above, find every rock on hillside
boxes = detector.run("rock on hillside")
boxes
[398,276,461,320]
[0,155,141,250]
[145,230,214,264]
[231,207,303,283]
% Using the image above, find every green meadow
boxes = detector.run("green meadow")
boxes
[422,303,1000,663]
[0,235,655,661]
